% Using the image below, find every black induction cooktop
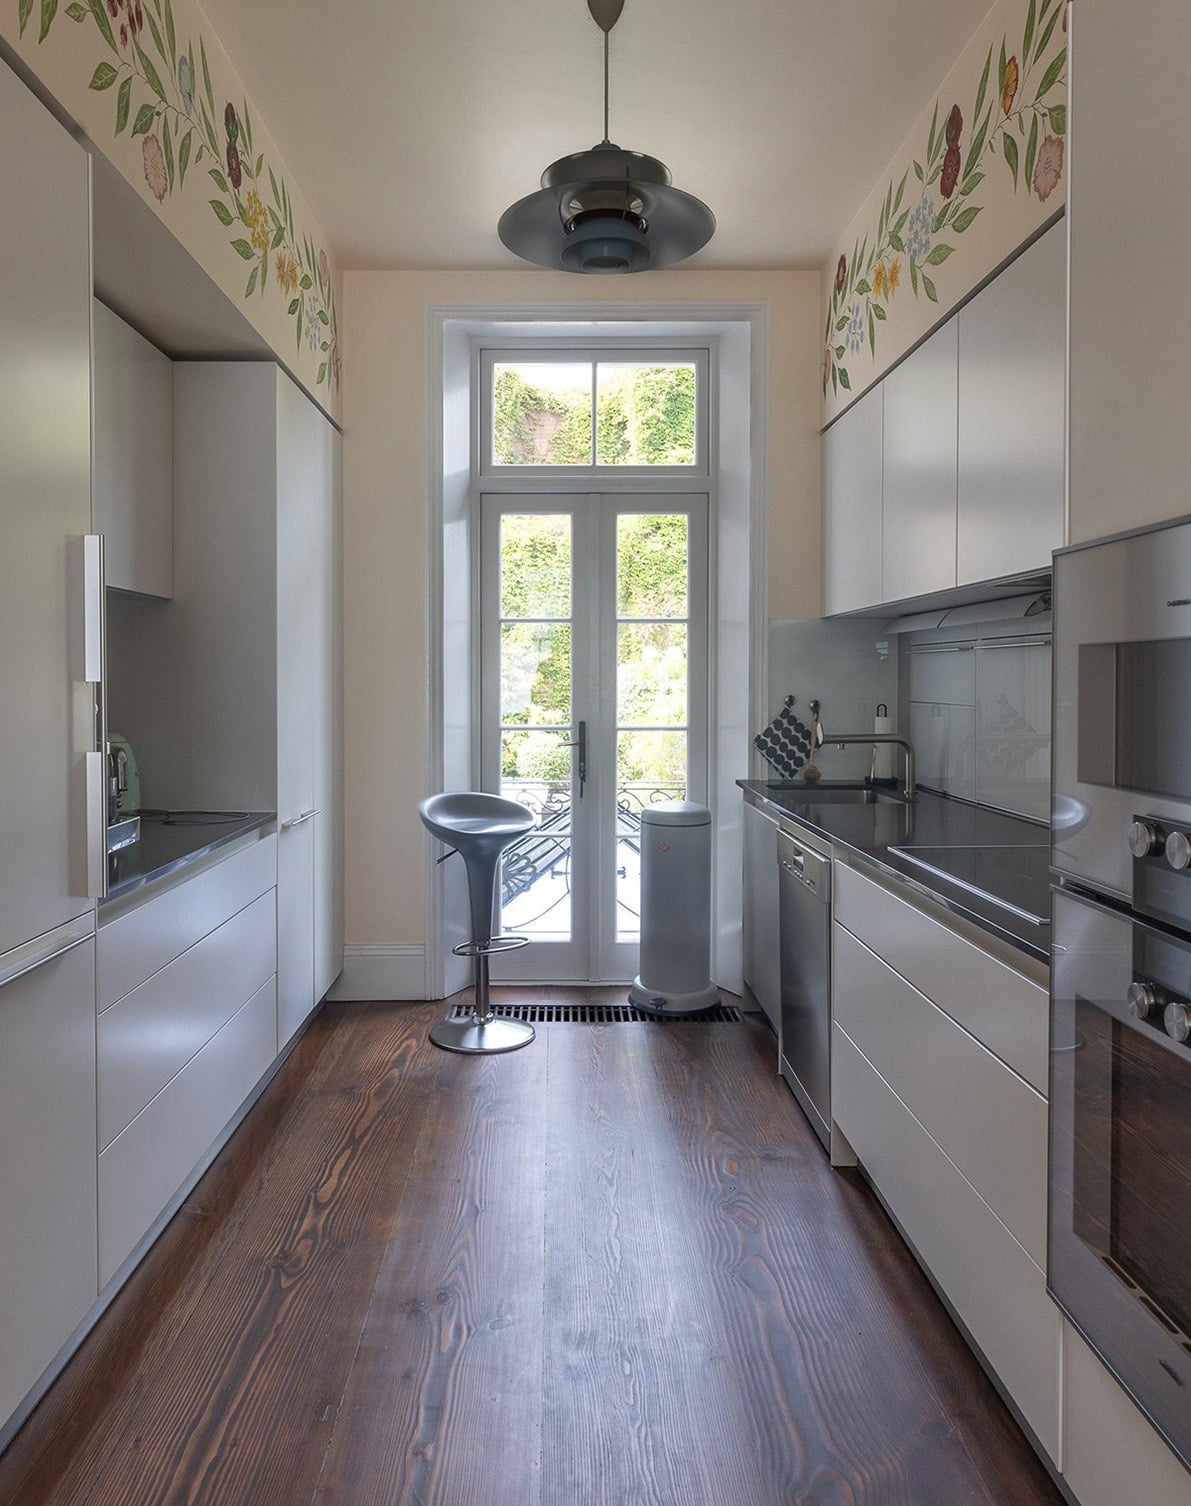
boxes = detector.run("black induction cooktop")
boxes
[888,843,1051,927]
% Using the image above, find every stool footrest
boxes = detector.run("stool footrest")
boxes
[452,934,529,958]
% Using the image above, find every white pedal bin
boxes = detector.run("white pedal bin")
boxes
[629,801,720,1016]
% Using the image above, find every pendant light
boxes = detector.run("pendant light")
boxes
[498,0,715,274]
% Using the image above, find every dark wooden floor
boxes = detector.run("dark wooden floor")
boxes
[0,992,1064,1505]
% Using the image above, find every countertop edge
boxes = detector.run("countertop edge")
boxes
[739,781,1051,969]
[100,813,276,916]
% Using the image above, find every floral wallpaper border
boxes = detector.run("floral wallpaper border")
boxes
[823,0,1067,401]
[17,0,339,391]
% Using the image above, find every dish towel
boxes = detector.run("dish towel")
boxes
[754,699,813,780]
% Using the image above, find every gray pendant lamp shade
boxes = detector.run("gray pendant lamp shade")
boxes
[498,0,715,274]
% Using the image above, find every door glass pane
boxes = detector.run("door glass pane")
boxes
[616,513,688,617]
[502,834,572,941]
[501,623,571,726]
[617,623,688,725]
[614,835,642,943]
[492,363,592,465]
[596,363,697,465]
[500,513,572,617]
[617,730,687,810]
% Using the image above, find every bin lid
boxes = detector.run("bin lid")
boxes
[640,800,711,828]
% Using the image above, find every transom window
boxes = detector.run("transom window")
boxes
[480,348,708,476]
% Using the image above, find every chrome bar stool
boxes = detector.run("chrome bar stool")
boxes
[419,791,536,1054]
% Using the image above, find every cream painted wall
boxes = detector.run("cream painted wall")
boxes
[341,269,821,955]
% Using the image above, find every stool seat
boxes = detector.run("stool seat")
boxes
[419,791,536,1055]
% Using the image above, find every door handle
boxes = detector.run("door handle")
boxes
[565,720,587,798]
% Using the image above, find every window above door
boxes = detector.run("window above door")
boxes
[479,346,709,479]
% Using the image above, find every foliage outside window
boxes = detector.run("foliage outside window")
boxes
[490,360,698,467]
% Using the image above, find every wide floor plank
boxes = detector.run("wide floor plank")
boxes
[0,997,1063,1506]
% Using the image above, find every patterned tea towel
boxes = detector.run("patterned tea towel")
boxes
[754,699,813,780]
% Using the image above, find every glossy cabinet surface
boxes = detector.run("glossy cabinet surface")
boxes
[880,321,958,604]
[92,300,173,598]
[957,221,1065,585]
[0,938,98,1431]
[822,385,883,614]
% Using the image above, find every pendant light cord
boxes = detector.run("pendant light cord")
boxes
[603,28,610,143]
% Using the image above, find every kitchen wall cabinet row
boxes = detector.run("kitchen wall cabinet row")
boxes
[830,859,1191,1505]
[823,218,1066,615]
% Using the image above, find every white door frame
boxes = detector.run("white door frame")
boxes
[424,305,770,1000]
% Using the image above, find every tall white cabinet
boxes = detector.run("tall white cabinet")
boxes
[166,363,343,1044]
[0,55,98,1441]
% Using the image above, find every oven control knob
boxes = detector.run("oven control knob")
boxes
[1164,1001,1191,1044]
[1128,982,1163,1020]
[1167,830,1191,871]
[1129,820,1166,858]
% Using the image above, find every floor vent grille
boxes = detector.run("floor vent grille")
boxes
[447,1001,742,1026]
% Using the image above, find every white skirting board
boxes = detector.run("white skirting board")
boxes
[326,946,428,1001]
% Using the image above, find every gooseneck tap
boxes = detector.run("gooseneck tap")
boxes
[826,733,917,800]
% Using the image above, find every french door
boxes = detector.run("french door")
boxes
[480,492,708,982]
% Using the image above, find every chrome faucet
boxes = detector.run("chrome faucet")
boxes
[827,733,917,800]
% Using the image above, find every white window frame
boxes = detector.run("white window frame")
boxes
[478,342,711,481]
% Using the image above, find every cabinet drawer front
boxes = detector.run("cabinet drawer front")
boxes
[99,890,276,1150]
[834,861,1048,1091]
[98,976,276,1287]
[833,1026,1060,1461]
[98,833,276,1010]
[834,924,1047,1265]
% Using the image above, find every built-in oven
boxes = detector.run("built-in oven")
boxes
[1051,515,1191,1471]
[1050,885,1191,1469]
[1053,515,1191,902]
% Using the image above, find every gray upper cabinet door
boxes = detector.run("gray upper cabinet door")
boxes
[93,300,174,598]
[957,220,1066,585]
[881,321,958,605]
[822,384,883,615]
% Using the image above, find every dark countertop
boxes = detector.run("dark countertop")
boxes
[102,810,276,906]
[739,780,1050,965]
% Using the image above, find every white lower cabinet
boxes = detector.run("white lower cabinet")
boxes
[95,833,278,1287]
[0,937,97,1432]
[831,857,1060,1463]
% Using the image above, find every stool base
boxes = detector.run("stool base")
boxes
[429,1015,536,1054]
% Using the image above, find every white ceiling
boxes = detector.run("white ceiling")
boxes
[198,0,990,272]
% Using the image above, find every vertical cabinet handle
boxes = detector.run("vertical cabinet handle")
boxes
[68,534,105,684]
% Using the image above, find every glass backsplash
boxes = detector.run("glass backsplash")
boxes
[905,623,1051,822]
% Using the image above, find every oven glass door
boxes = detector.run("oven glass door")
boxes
[1050,885,1191,1469]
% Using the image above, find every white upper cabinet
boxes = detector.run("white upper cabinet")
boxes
[822,384,883,614]
[881,320,958,604]
[93,300,173,598]
[957,221,1066,585]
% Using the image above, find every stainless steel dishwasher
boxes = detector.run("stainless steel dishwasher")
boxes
[776,821,832,1150]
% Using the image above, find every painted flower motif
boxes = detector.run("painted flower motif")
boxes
[275,252,299,295]
[305,294,321,350]
[940,144,961,199]
[226,140,242,191]
[1032,133,1064,202]
[905,196,935,265]
[318,249,330,288]
[835,254,847,296]
[845,301,865,355]
[888,256,901,295]
[245,190,270,257]
[872,261,887,299]
[142,133,168,202]
[944,103,963,148]
[224,102,239,144]
[1001,55,1019,114]
[177,55,194,115]
[330,341,341,383]
[821,347,833,389]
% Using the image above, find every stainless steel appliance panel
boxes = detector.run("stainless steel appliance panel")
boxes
[1053,519,1191,900]
[777,825,832,1149]
[1049,885,1191,1469]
